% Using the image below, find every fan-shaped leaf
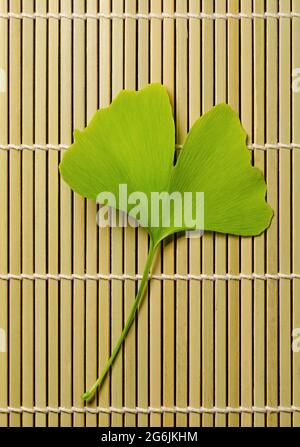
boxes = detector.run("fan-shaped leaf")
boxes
[59,84,273,402]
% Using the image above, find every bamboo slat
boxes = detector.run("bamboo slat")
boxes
[111,0,124,428]
[124,0,137,428]
[137,0,149,429]
[201,0,214,428]
[47,0,59,427]
[98,0,111,428]
[266,0,279,428]
[215,0,227,429]
[241,0,253,428]
[73,0,86,428]
[175,0,188,428]
[189,0,201,429]
[9,0,21,428]
[0,0,8,430]
[60,0,73,428]
[35,0,47,428]
[293,0,300,429]
[253,0,266,428]
[279,0,291,428]
[48,0,60,428]
[228,0,240,428]
[149,0,162,428]
[162,0,175,430]
[86,0,98,427]
[22,0,34,428]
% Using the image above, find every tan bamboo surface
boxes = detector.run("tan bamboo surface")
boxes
[279,0,291,427]
[8,0,21,429]
[51,2,62,427]
[60,1,72,428]
[293,0,300,429]
[189,0,201,429]
[0,0,300,428]
[124,0,136,428]
[203,0,215,428]
[228,0,240,427]
[73,0,85,428]
[22,0,34,429]
[266,1,278,428]
[253,0,266,427]
[48,0,59,428]
[98,0,111,428]
[149,0,162,427]
[111,0,124,428]
[86,0,97,427]
[241,0,253,428]
[137,0,149,428]
[214,0,227,429]
[163,0,175,429]
[0,0,8,430]
[175,0,188,428]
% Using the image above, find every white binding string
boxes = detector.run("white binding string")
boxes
[0,405,299,415]
[1,143,300,151]
[247,143,300,150]
[0,272,299,281]
[0,144,69,151]
[0,12,300,21]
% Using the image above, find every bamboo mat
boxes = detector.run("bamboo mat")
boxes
[0,0,299,428]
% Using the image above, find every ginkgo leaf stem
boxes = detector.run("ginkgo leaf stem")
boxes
[81,237,158,402]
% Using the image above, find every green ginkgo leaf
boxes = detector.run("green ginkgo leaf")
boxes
[168,103,272,236]
[60,84,175,244]
[59,83,273,401]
